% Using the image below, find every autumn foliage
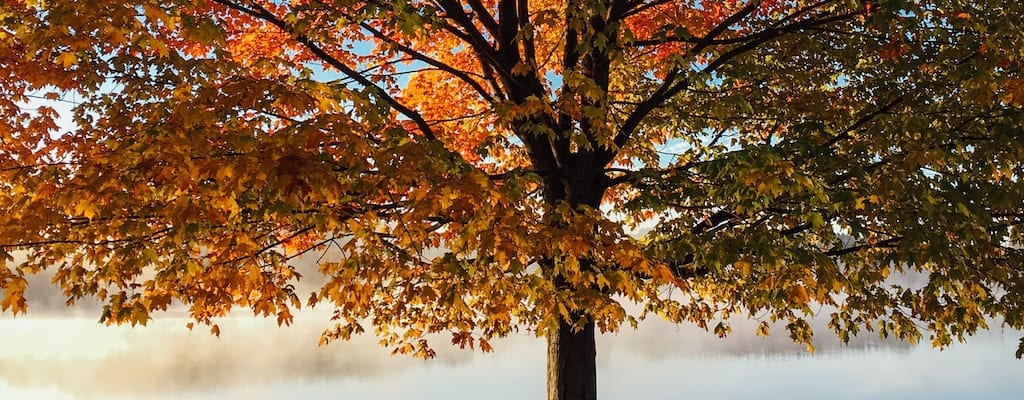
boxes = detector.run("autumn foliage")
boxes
[3,0,1024,398]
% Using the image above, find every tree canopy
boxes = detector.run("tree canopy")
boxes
[2,0,1023,398]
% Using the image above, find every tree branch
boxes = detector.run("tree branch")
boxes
[823,95,906,148]
[359,22,497,103]
[605,7,857,166]
[212,0,440,142]
[466,0,501,38]
[824,237,902,257]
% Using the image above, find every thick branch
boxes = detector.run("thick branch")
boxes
[606,7,857,166]
[359,22,498,103]
[0,227,174,249]
[466,0,501,38]
[212,0,440,141]
[824,237,902,256]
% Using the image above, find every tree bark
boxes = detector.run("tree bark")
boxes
[547,313,598,400]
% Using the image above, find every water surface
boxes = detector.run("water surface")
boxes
[1,312,1020,399]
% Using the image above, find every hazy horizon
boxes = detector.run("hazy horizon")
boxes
[2,308,1021,399]
[4,253,1022,399]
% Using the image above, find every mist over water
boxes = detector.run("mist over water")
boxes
[1,310,1021,400]
[3,259,1022,399]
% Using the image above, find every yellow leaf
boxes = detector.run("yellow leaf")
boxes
[75,200,98,219]
[56,52,78,68]
[511,62,532,76]
[788,285,810,305]
[0,276,28,314]
[756,322,771,337]
[218,164,235,181]
[735,259,753,276]
[854,197,866,210]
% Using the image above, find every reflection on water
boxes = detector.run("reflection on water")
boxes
[0,312,1020,400]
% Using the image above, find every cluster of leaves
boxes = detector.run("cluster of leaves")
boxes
[2,0,1023,358]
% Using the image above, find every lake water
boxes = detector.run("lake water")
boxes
[1,311,1021,400]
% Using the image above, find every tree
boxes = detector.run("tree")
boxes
[2,0,1023,398]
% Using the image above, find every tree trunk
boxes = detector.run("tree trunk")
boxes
[547,314,597,400]
[527,116,605,399]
